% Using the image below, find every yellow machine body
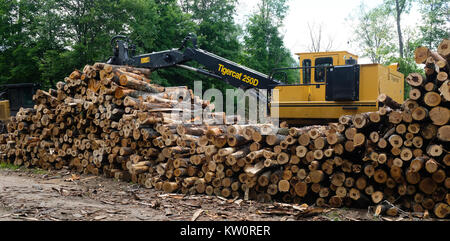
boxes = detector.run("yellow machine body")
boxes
[270,51,404,124]
[0,100,11,121]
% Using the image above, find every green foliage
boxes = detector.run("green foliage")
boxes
[382,0,413,58]
[385,28,424,99]
[241,0,297,84]
[349,4,397,64]
[349,1,442,99]
[0,0,296,96]
[133,0,196,88]
[31,168,48,175]
[417,0,449,49]
[178,0,242,91]
[383,0,413,17]
[0,162,47,174]
[0,0,42,84]
[0,162,21,170]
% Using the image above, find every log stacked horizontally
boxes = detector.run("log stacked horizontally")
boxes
[0,39,449,219]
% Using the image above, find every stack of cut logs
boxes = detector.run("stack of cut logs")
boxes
[0,39,449,219]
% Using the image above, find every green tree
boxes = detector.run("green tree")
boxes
[417,0,449,48]
[0,0,142,88]
[172,0,242,91]
[35,0,73,89]
[386,28,424,99]
[383,0,413,58]
[349,4,396,64]
[142,0,195,87]
[241,0,296,84]
[0,0,42,85]
[57,0,132,66]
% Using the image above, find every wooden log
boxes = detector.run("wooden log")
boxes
[162,182,179,193]
[227,134,249,147]
[424,82,436,92]
[217,147,235,157]
[353,133,365,147]
[352,113,368,128]
[371,191,384,204]
[419,177,437,195]
[411,106,428,121]
[331,172,345,187]
[369,111,381,123]
[410,156,427,172]
[415,46,446,64]
[374,169,388,184]
[406,73,424,87]
[244,161,265,176]
[431,169,447,184]
[313,137,326,149]
[257,171,271,187]
[277,152,290,165]
[437,125,450,142]
[400,148,413,161]
[213,135,227,148]
[388,134,403,148]
[425,158,439,173]
[421,124,438,140]
[339,115,352,125]
[388,111,403,124]
[429,106,449,126]
[437,71,448,84]
[355,177,367,191]
[298,132,310,146]
[439,80,450,102]
[278,180,290,192]
[403,99,419,111]
[377,94,401,109]
[308,128,322,139]
[349,188,360,201]
[266,134,284,146]
[120,74,163,93]
[99,63,152,77]
[293,181,307,197]
[427,144,443,157]
[424,57,438,80]
[424,92,441,107]
[437,39,450,60]
[378,138,387,149]
[434,203,449,219]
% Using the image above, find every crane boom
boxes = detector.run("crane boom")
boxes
[106,34,281,99]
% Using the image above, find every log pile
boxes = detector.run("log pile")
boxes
[0,40,449,219]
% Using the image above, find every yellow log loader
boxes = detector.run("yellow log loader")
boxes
[110,34,404,124]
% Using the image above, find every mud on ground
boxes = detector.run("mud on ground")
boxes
[0,167,435,221]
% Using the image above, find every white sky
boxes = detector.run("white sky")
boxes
[235,0,423,64]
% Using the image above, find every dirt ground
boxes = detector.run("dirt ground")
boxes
[0,167,436,221]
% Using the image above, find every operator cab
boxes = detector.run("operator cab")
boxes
[297,51,359,85]
[295,51,360,102]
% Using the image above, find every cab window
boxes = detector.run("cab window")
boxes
[23,88,33,107]
[302,59,311,84]
[315,57,333,82]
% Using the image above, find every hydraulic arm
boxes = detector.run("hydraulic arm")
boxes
[106,34,281,94]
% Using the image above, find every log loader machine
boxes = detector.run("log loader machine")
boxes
[107,34,404,124]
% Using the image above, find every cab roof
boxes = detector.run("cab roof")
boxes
[295,51,358,58]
